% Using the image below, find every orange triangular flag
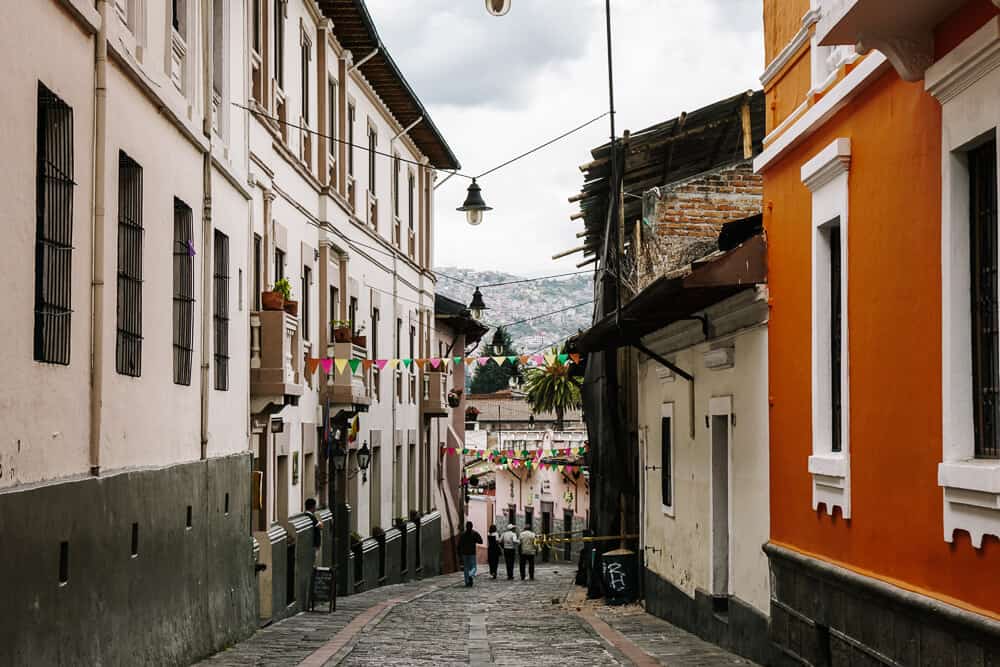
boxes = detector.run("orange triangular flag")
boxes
[306,357,321,376]
[363,359,374,370]
[570,353,581,363]
[415,358,426,369]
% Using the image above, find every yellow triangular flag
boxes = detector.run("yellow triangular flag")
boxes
[492,356,506,366]
[387,359,400,369]
[335,358,349,375]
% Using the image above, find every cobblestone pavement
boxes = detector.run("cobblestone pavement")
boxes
[196,565,756,666]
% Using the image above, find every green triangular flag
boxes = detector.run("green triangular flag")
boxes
[558,353,569,364]
[402,358,412,369]
[348,358,362,373]
[507,355,518,365]
[454,356,463,365]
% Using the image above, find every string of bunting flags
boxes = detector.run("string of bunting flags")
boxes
[303,352,582,377]
[443,443,589,474]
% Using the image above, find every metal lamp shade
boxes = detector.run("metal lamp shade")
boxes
[457,179,492,226]
[357,441,371,472]
[468,287,488,320]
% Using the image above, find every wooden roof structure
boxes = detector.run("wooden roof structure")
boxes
[317,0,461,170]
[570,90,765,266]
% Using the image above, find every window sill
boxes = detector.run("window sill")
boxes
[808,453,850,518]
[661,504,675,519]
[939,460,1000,548]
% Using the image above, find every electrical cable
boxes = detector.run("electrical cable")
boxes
[436,269,593,289]
[487,301,593,330]
[233,102,608,184]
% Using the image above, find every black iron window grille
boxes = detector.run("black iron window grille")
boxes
[116,151,144,377]
[661,416,672,507]
[393,154,400,216]
[970,138,999,459]
[253,233,262,310]
[829,223,842,453]
[302,265,311,341]
[173,198,194,385]
[301,40,310,123]
[214,230,230,391]
[34,83,75,365]
[348,104,356,176]
[274,0,284,89]
[408,172,415,231]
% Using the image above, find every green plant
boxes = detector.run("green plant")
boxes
[470,326,520,394]
[331,319,352,329]
[523,345,582,431]
[350,531,362,545]
[272,277,292,300]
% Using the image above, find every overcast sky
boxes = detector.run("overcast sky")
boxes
[366,0,764,276]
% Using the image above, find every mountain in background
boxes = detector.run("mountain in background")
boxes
[435,266,594,354]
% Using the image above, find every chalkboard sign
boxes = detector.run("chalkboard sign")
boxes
[309,566,336,613]
[600,549,637,605]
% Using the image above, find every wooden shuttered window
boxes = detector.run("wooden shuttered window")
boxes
[116,151,144,377]
[970,139,999,459]
[34,83,75,365]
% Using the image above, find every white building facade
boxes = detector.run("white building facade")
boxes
[0,0,254,664]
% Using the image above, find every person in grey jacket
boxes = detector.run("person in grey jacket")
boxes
[499,524,519,580]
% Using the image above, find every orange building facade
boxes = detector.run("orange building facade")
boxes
[757,0,1000,663]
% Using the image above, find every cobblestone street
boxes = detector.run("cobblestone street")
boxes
[198,566,754,666]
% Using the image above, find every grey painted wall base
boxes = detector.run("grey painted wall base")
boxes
[643,568,776,665]
[0,454,256,666]
[765,543,1000,666]
[420,512,442,577]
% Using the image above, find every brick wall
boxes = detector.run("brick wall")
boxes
[647,160,763,277]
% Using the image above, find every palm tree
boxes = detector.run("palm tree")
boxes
[523,347,581,430]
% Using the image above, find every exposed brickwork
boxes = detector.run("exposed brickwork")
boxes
[651,160,763,274]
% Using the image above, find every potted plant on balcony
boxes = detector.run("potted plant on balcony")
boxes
[465,406,480,422]
[272,278,297,317]
[352,323,367,348]
[261,283,285,311]
[331,319,353,343]
[447,388,463,408]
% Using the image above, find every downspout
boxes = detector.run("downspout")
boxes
[89,0,109,476]
[200,0,214,460]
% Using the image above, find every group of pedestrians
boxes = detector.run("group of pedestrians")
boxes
[457,521,538,587]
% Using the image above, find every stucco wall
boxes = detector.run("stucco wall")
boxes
[639,319,770,615]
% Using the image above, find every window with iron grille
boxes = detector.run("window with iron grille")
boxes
[393,154,400,216]
[661,415,672,508]
[302,265,311,341]
[408,172,415,230]
[172,198,194,385]
[349,296,358,335]
[34,83,75,365]
[253,233,262,310]
[214,230,230,390]
[274,0,284,89]
[116,151,143,377]
[368,126,377,190]
[274,247,284,282]
[301,37,310,123]
[348,103,355,176]
[829,223,842,452]
[970,138,999,459]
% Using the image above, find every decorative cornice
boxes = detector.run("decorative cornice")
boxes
[801,138,852,192]
[760,8,821,87]
[856,31,934,82]
[925,16,1000,104]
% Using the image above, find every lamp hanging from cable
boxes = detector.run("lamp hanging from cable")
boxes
[485,0,512,16]
[468,287,488,320]
[357,440,371,482]
[457,178,491,226]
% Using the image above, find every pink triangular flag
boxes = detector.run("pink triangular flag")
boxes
[375,359,388,370]
[321,358,334,374]
[477,357,489,367]
[430,357,441,369]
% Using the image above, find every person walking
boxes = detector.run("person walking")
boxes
[487,524,501,579]
[519,523,537,581]
[500,523,519,580]
[457,521,483,587]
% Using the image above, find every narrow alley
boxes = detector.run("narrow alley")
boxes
[199,566,754,666]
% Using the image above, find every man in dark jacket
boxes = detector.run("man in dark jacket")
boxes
[457,521,483,587]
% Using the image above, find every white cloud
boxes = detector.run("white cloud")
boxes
[366,0,764,276]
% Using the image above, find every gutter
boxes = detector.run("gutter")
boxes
[200,0,214,460]
[89,0,109,476]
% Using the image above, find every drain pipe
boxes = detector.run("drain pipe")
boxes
[89,0,109,477]
[199,0,214,460]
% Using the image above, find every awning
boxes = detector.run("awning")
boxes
[575,233,766,353]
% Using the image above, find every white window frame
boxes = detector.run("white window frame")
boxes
[802,137,852,519]
[660,402,675,517]
[926,16,1000,549]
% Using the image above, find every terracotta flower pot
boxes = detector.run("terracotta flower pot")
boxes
[261,291,284,311]
[334,327,352,343]
[352,335,367,347]
[283,300,299,317]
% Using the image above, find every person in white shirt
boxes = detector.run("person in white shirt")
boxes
[499,524,519,580]
[518,524,537,581]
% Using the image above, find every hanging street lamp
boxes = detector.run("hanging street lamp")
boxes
[468,287,488,320]
[457,178,492,226]
[332,440,347,472]
[485,0,511,16]
[490,328,505,355]
[357,440,372,482]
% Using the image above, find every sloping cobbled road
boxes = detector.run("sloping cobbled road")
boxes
[197,565,754,666]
